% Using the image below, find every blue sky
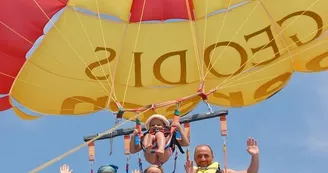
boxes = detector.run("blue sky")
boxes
[1,71,327,173]
[1,3,328,173]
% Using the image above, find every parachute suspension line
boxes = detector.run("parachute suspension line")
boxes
[88,142,95,173]
[107,20,130,108]
[184,0,203,82]
[122,0,147,107]
[198,83,213,113]
[210,0,320,90]
[29,109,151,173]
[203,0,260,79]
[0,23,110,101]
[32,1,113,96]
[199,0,210,80]
[203,0,233,78]
[94,0,119,99]
[260,1,294,62]
[72,4,116,100]
[220,115,228,173]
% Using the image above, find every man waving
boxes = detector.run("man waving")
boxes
[185,137,259,173]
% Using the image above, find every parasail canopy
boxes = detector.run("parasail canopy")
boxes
[1,0,328,122]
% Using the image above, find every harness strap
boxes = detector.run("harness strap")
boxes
[171,132,185,154]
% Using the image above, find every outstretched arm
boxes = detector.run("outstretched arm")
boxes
[172,122,190,146]
[129,130,142,154]
[245,138,259,173]
[224,138,259,173]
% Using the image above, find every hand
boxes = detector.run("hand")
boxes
[246,137,259,156]
[171,121,182,131]
[133,129,140,135]
[132,169,141,173]
[60,164,73,173]
[184,160,195,173]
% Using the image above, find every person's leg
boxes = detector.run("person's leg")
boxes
[142,134,154,153]
[155,132,165,154]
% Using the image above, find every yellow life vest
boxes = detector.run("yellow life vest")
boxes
[193,162,221,173]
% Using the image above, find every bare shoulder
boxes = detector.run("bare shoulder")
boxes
[222,169,247,173]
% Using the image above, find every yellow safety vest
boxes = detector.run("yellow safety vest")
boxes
[193,162,221,173]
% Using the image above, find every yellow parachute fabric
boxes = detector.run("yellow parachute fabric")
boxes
[8,0,328,122]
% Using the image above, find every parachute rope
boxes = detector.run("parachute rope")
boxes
[185,0,204,82]
[215,39,327,92]
[200,0,210,80]
[31,0,113,97]
[95,0,119,102]
[210,0,321,90]
[260,0,294,63]
[203,0,234,78]
[0,0,326,117]
[217,75,283,91]
[107,21,130,109]
[0,20,33,44]
[71,5,119,103]
[28,108,150,173]
[121,0,147,107]
[1,71,116,114]
[215,35,326,92]
[93,0,132,106]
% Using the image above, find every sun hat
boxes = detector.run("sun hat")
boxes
[145,114,170,130]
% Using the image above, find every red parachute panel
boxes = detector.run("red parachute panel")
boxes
[0,0,67,97]
[0,0,67,58]
[0,95,11,111]
[0,53,26,94]
[130,0,195,22]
